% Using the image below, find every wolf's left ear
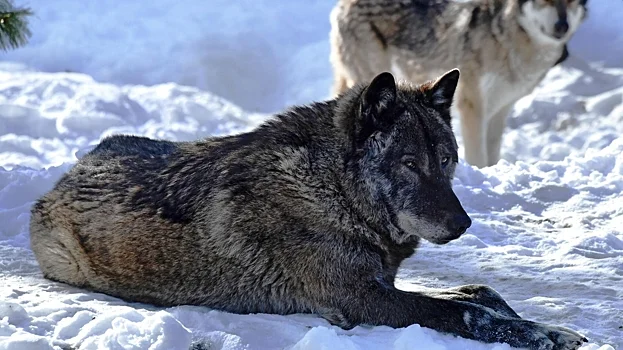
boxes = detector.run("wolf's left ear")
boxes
[422,69,460,117]
[361,72,397,125]
[354,72,397,143]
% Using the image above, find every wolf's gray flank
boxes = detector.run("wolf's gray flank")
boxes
[330,0,588,168]
[30,70,586,349]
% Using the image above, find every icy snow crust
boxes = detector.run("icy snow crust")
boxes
[1,0,622,349]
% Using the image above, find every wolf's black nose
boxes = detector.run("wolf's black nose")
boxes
[554,20,569,39]
[449,214,472,235]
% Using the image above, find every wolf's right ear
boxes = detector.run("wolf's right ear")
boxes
[422,69,460,118]
[357,72,397,139]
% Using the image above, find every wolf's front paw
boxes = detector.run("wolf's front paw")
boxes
[470,308,587,350]
[540,323,588,350]
[511,321,587,350]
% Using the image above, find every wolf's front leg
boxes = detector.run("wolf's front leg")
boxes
[486,104,513,166]
[327,283,586,350]
[428,284,522,319]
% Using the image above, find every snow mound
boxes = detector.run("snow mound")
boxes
[0,0,335,113]
[0,66,266,170]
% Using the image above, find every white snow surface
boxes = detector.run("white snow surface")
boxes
[1,0,622,349]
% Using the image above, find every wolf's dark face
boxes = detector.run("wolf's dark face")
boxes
[518,0,587,43]
[351,70,471,245]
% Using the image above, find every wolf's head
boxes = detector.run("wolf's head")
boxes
[339,70,471,245]
[518,0,587,44]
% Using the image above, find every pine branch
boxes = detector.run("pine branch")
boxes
[0,0,33,51]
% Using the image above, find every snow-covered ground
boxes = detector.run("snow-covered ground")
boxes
[0,0,335,114]
[1,0,622,349]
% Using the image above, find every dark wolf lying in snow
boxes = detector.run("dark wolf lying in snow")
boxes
[30,70,586,349]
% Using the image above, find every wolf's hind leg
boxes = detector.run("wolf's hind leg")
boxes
[332,71,350,97]
[30,207,90,287]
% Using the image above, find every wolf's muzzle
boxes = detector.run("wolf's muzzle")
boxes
[447,213,472,237]
[554,19,569,39]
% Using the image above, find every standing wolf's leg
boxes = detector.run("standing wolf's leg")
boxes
[323,282,586,350]
[428,284,521,319]
[486,104,513,167]
[332,71,351,97]
[457,82,488,168]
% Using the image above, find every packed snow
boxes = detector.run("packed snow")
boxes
[1,0,622,349]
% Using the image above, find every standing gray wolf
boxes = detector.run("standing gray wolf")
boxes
[30,70,586,349]
[330,0,588,168]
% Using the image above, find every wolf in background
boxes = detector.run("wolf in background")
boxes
[31,70,586,349]
[330,0,588,167]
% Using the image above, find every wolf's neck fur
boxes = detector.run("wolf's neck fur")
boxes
[331,90,412,248]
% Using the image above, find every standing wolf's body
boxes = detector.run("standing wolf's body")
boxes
[31,71,585,349]
[330,0,587,167]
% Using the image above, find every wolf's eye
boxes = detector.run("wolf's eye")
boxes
[441,157,450,168]
[403,160,418,170]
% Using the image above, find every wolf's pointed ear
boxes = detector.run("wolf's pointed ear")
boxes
[363,72,397,115]
[358,72,397,136]
[423,69,460,116]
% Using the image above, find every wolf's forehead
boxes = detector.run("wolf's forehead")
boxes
[392,108,456,151]
[398,100,452,134]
